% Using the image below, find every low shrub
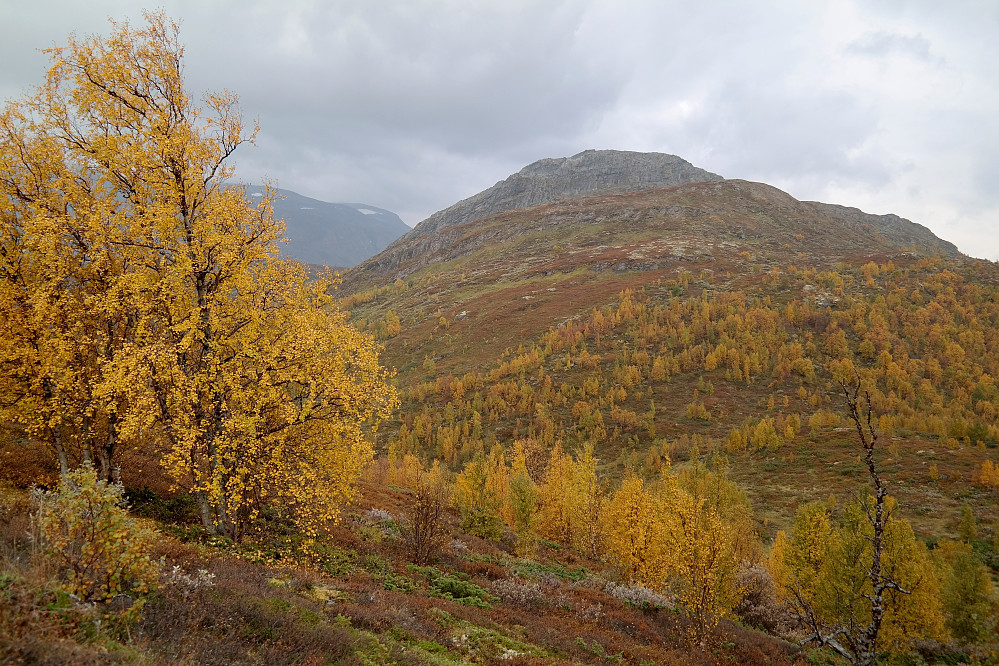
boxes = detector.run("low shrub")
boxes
[30,463,161,606]
[399,470,452,564]
[408,564,497,608]
[731,564,794,637]
[513,559,589,582]
[491,576,546,605]
[605,581,674,610]
[382,572,418,593]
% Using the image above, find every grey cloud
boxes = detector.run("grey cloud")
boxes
[172,0,625,219]
[185,2,620,158]
[2,0,998,258]
[694,83,889,189]
[847,31,935,61]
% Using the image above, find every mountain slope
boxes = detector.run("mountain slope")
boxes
[339,152,991,551]
[346,178,959,292]
[246,186,410,267]
[394,149,723,245]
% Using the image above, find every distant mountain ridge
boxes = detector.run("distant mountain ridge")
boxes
[395,149,723,244]
[244,186,409,268]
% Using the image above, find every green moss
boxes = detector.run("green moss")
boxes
[512,559,589,582]
[407,565,497,608]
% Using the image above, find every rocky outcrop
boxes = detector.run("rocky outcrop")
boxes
[806,201,959,257]
[394,149,723,244]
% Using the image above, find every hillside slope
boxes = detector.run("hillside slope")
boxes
[340,155,996,550]
[346,178,959,292]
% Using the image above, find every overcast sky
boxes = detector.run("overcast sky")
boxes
[2,1,997,260]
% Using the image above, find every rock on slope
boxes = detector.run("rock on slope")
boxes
[394,149,723,244]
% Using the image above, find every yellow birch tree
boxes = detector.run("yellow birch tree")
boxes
[0,13,396,540]
[771,380,946,665]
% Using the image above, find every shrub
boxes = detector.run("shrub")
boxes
[399,468,451,564]
[318,546,358,577]
[382,572,418,593]
[605,581,674,610]
[491,576,546,605]
[162,565,215,596]
[938,543,997,644]
[512,559,589,582]
[30,463,161,604]
[408,565,497,608]
[363,507,395,523]
[976,460,999,489]
[730,563,794,636]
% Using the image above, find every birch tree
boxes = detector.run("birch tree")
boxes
[0,13,396,540]
[770,378,945,664]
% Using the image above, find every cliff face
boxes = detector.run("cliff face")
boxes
[395,149,723,243]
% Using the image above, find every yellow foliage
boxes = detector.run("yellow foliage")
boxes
[933,539,997,643]
[727,428,747,452]
[685,401,711,421]
[601,463,748,641]
[387,452,427,489]
[777,498,947,652]
[767,530,792,600]
[454,446,507,540]
[601,477,668,588]
[750,418,781,450]
[669,488,738,640]
[771,502,832,610]
[385,310,402,337]
[976,459,999,489]
[536,443,602,552]
[0,14,396,540]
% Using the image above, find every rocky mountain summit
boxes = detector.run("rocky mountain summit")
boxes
[394,149,722,244]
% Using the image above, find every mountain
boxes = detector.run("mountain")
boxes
[393,149,723,245]
[341,150,986,547]
[245,186,410,268]
[346,174,959,293]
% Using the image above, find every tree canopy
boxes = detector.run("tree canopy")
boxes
[0,12,396,540]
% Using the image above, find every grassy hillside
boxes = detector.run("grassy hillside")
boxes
[1,475,804,665]
[350,245,999,542]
